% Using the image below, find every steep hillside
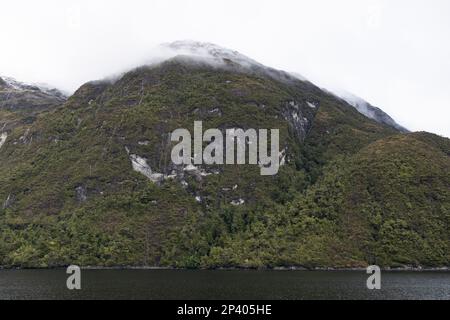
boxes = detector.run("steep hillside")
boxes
[0,43,448,269]
[0,58,328,267]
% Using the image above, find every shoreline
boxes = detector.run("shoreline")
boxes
[1,266,449,272]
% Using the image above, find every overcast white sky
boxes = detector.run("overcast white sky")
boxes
[1,0,449,137]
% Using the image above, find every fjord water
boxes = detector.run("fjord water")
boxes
[0,270,449,300]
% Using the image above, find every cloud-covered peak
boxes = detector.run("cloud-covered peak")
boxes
[161,40,261,68]
[333,90,408,132]
[144,40,306,85]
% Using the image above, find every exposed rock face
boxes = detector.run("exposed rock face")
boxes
[2,194,14,209]
[289,75,406,133]
[0,132,7,149]
[230,198,245,206]
[75,186,88,203]
[129,153,165,183]
[282,100,314,141]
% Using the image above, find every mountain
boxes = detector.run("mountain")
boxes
[0,42,448,269]
[0,76,67,158]
[0,75,66,112]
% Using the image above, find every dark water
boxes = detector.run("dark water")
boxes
[0,269,449,300]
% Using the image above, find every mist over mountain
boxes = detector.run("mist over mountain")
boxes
[0,41,422,135]
[332,90,409,133]
[162,42,411,133]
[0,41,448,269]
[93,40,411,133]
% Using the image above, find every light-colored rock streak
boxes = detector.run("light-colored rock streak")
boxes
[0,132,7,149]
[231,198,245,206]
[129,154,164,183]
[307,102,317,109]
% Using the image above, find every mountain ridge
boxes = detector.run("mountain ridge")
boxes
[333,90,408,132]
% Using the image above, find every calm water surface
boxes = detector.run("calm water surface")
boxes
[0,269,449,300]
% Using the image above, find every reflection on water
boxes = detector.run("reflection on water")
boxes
[0,269,449,300]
